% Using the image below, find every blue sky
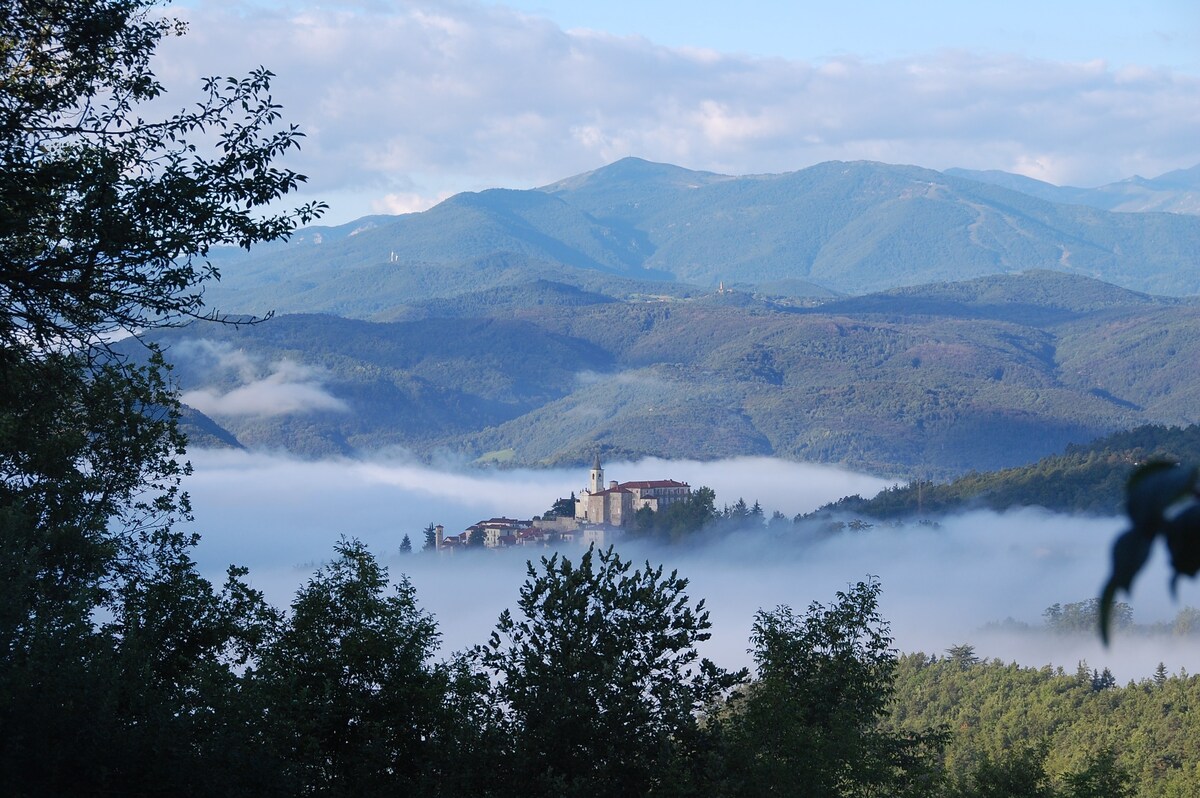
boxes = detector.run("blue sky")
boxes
[160,0,1200,224]
[497,1,1198,70]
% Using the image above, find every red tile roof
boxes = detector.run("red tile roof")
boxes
[618,480,690,489]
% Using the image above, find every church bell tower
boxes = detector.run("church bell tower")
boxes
[589,454,604,495]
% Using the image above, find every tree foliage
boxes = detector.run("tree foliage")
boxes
[253,538,445,797]
[809,424,1200,522]
[545,493,576,518]
[475,545,744,797]
[628,485,718,543]
[1,0,321,609]
[1,0,323,351]
[889,651,1186,798]
[718,579,944,797]
[0,1,320,791]
[1100,460,1200,642]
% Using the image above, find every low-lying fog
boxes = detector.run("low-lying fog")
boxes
[182,449,1200,682]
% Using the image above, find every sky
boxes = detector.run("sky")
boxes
[156,0,1200,224]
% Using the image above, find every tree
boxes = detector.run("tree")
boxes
[1090,667,1117,692]
[1,0,321,613]
[2,0,323,354]
[728,497,750,520]
[1060,748,1134,798]
[545,493,575,518]
[99,531,282,795]
[0,0,322,568]
[953,744,1055,798]
[946,643,980,669]
[767,509,790,531]
[0,0,320,790]
[629,485,719,544]
[719,579,944,797]
[1172,605,1200,635]
[1154,661,1169,687]
[399,534,412,554]
[1045,599,1131,635]
[253,539,445,797]
[475,545,744,797]
[422,522,438,551]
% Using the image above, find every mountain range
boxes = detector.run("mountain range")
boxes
[944,164,1200,215]
[157,158,1200,477]
[200,158,1200,322]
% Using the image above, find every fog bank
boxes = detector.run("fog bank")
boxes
[182,450,1200,681]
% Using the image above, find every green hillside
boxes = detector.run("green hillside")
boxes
[812,424,1200,518]
[146,313,615,456]
[888,652,1200,798]
[138,271,1200,476]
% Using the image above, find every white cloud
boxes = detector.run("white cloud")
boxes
[177,340,348,417]
[370,190,450,215]
[151,1,1200,223]
[575,369,668,389]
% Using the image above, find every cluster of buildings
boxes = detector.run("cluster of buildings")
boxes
[432,457,691,552]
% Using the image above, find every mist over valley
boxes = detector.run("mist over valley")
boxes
[181,448,1200,683]
[113,156,1200,693]
[137,269,1200,479]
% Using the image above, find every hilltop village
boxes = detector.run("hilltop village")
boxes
[433,457,691,552]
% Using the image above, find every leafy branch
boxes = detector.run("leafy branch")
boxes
[1100,460,1200,643]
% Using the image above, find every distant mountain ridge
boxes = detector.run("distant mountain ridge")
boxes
[945,164,1200,215]
[198,158,1200,321]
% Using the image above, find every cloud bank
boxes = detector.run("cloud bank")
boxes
[153,1,1200,223]
[182,449,1200,681]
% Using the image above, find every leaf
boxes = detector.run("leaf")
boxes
[1099,529,1154,645]
[1125,461,1197,536]
[1164,505,1200,596]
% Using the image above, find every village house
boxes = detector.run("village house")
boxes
[436,517,575,552]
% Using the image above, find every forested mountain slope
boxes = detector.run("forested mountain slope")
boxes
[812,424,1200,518]
[888,652,1200,798]
[141,271,1200,477]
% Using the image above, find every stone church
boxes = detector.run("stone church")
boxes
[574,456,691,527]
